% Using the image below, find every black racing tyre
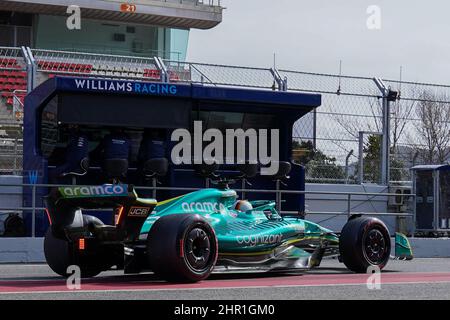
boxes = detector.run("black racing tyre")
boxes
[44,214,105,278]
[44,228,73,277]
[147,214,218,283]
[339,217,391,273]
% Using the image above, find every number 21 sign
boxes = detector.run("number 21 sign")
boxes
[120,3,137,13]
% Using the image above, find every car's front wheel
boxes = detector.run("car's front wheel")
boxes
[147,214,218,282]
[339,216,391,273]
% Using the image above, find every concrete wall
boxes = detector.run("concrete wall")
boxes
[407,238,450,258]
[0,175,23,235]
[0,238,44,263]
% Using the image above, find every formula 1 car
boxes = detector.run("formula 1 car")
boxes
[44,174,413,282]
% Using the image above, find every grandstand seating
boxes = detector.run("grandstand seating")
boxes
[1,55,184,115]
[0,58,27,109]
[37,61,93,74]
[143,68,180,81]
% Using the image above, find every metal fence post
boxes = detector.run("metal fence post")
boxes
[270,68,286,91]
[13,138,18,174]
[276,180,282,213]
[154,56,169,83]
[374,78,390,186]
[31,184,36,238]
[347,194,351,218]
[358,131,364,184]
[26,47,37,90]
[20,46,33,93]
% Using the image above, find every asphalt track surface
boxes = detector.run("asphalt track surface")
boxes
[0,258,449,300]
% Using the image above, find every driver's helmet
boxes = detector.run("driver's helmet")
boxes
[234,200,253,212]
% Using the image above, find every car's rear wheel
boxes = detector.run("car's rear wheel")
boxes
[339,216,391,273]
[44,215,104,278]
[147,214,218,283]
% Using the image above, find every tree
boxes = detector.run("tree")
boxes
[293,140,345,182]
[355,135,407,183]
[415,91,450,164]
[333,95,415,155]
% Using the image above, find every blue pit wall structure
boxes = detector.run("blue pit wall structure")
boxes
[23,76,321,236]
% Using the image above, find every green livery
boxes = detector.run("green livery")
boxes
[395,232,413,260]
[44,182,413,282]
[140,187,339,267]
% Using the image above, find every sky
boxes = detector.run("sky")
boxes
[187,0,450,84]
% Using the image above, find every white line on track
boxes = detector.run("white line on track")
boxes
[1,280,450,295]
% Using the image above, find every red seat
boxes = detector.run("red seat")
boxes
[11,71,26,78]
[0,58,17,67]
[11,84,24,91]
[0,70,11,77]
[37,60,93,74]
[38,61,54,70]
[169,71,180,82]
[144,69,160,79]
[2,91,13,98]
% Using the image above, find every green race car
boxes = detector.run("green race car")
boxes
[44,180,413,282]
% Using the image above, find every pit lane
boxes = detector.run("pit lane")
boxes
[0,258,449,299]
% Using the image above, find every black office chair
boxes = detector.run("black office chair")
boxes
[264,161,291,212]
[143,158,169,198]
[103,158,129,184]
[61,157,90,185]
[236,162,259,199]
[194,162,219,188]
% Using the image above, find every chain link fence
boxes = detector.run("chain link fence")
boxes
[0,47,26,125]
[164,60,275,88]
[2,47,450,184]
[286,70,450,184]
[0,138,22,175]
[284,70,384,183]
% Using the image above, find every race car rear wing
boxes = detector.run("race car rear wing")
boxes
[45,184,157,240]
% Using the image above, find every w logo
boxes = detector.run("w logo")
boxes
[28,171,38,184]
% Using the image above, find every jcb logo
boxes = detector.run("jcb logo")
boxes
[128,207,150,217]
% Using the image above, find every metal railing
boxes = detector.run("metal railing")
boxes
[164,60,276,89]
[0,182,414,238]
[0,47,24,69]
